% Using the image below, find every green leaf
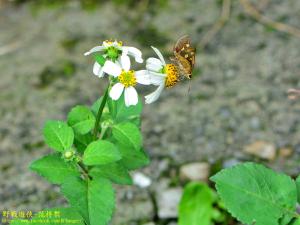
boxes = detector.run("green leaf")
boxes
[210,162,297,225]
[290,218,300,225]
[179,182,214,225]
[83,140,121,166]
[67,105,95,135]
[10,207,85,225]
[108,93,142,125]
[296,175,300,204]
[117,145,150,170]
[61,177,115,225]
[112,122,142,151]
[30,154,80,184]
[43,120,74,152]
[90,162,133,185]
[88,178,115,225]
[74,132,94,153]
[279,214,294,225]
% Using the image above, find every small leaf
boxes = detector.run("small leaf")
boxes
[90,162,133,185]
[83,140,121,166]
[74,132,94,153]
[43,120,74,152]
[10,207,84,225]
[61,177,115,225]
[67,105,96,135]
[211,162,297,225]
[117,145,150,170]
[108,94,142,125]
[112,122,142,151]
[30,154,80,184]
[179,182,214,225]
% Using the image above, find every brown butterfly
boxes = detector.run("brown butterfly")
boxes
[170,35,196,79]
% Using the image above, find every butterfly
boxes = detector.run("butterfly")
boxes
[170,35,196,79]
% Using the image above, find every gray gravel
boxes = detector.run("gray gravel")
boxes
[1,0,300,224]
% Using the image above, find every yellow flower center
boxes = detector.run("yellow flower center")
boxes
[118,70,137,88]
[104,39,123,46]
[164,64,179,88]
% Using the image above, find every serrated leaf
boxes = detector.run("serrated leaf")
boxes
[83,140,121,166]
[179,182,214,225]
[61,177,115,225]
[67,105,95,135]
[74,132,94,153]
[43,120,74,152]
[10,207,84,225]
[90,162,132,185]
[88,178,115,225]
[210,162,297,225]
[112,122,142,151]
[117,144,150,170]
[108,94,142,125]
[30,154,80,184]
[61,177,90,224]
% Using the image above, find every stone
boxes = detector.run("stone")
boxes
[244,141,276,161]
[133,172,152,188]
[179,162,210,182]
[279,147,293,158]
[157,188,182,219]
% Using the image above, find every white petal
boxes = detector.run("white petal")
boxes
[84,46,105,56]
[102,61,122,77]
[135,70,151,85]
[145,84,164,104]
[151,46,166,65]
[124,87,138,106]
[121,54,131,71]
[146,57,164,72]
[110,83,124,100]
[133,172,151,188]
[123,46,143,63]
[92,62,104,77]
[102,41,111,47]
[149,71,166,85]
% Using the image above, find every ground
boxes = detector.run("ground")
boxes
[1,0,300,224]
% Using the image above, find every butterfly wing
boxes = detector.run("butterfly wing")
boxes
[173,35,196,79]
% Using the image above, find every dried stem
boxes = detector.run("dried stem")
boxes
[240,0,300,38]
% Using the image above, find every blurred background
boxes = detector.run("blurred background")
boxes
[1,0,300,224]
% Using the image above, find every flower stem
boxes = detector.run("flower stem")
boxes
[93,86,109,139]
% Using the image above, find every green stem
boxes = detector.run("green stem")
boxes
[78,161,91,179]
[93,86,109,139]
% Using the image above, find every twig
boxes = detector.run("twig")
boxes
[200,0,232,49]
[240,0,300,38]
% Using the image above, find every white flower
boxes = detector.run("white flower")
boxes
[102,53,150,107]
[145,46,179,104]
[84,40,143,78]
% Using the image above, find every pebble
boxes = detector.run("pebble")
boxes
[133,172,152,188]
[179,162,210,182]
[279,147,293,158]
[157,188,182,219]
[244,141,276,161]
